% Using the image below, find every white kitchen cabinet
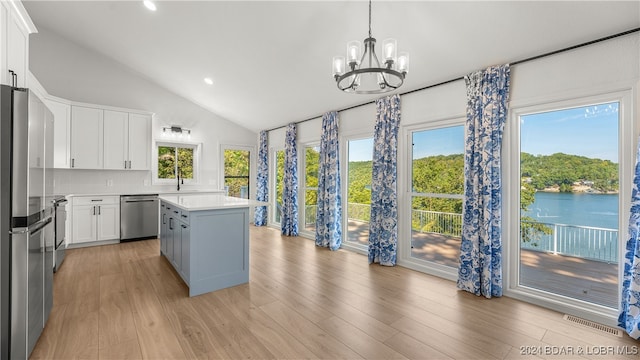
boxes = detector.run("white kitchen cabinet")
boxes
[70,196,120,244]
[71,204,97,243]
[96,203,120,240]
[0,2,8,85]
[44,99,71,168]
[127,113,151,170]
[103,111,150,170]
[103,110,128,169]
[1,1,35,87]
[70,106,103,169]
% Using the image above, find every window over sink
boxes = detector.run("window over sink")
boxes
[155,142,200,184]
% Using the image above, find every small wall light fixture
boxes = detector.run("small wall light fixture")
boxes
[162,125,191,139]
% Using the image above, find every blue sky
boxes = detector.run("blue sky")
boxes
[521,102,618,162]
[347,102,619,163]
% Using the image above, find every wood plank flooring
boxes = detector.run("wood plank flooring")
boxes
[31,226,638,359]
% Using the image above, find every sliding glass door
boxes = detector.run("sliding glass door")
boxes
[518,101,620,308]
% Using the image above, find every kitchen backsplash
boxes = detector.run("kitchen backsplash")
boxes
[53,169,221,195]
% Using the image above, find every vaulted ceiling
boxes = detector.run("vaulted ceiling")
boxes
[23,1,640,133]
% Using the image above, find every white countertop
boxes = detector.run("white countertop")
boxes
[159,194,269,211]
[65,189,225,198]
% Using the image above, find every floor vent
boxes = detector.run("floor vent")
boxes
[563,314,622,337]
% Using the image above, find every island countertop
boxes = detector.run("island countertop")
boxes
[159,193,268,211]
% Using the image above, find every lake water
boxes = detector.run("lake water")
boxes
[523,191,619,230]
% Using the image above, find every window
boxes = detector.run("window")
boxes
[272,149,285,224]
[302,145,320,234]
[156,142,198,183]
[410,125,464,268]
[517,101,620,308]
[345,137,373,250]
[223,147,251,199]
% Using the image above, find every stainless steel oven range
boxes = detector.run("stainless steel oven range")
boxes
[53,196,68,272]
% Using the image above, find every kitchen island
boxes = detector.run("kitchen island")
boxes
[158,194,266,297]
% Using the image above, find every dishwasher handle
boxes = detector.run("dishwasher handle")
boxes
[125,199,157,203]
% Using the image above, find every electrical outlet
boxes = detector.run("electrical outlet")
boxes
[143,179,149,186]
[106,179,113,187]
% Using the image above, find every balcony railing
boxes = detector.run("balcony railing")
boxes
[336,202,618,263]
[520,220,618,263]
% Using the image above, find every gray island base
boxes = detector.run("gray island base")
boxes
[159,194,266,297]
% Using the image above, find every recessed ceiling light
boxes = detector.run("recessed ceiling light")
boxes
[204,77,213,85]
[143,1,156,11]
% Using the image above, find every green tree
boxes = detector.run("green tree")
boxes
[158,146,193,179]
[520,181,552,245]
[305,147,320,207]
[224,149,250,198]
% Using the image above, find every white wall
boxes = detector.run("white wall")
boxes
[29,27,258,195]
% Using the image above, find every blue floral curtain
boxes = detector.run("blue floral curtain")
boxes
[619,136,640,339]
[254,130,269,226]
[368,94,401,266]
[281,123,299,236]
[315,111,342,250]
[457,64,510,298]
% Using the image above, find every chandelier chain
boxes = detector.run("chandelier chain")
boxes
[368,0,372,38]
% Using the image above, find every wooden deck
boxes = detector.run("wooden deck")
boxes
[344,220,618,308]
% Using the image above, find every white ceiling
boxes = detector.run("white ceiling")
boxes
[23,1,640,133]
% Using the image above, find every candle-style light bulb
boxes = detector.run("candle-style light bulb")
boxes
[332,56,345,76]
[382,38,397,63]
[346,41,361,65]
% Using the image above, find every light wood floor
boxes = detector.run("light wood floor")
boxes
[31,226,638,359]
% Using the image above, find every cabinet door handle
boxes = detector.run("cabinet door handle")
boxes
[128,160,132,168]
[92,206,96,215]
[71,158,75,168]
[124,160,127,169]
[98,206,101,215]
[169,218,174,230]
[162,213,166,224]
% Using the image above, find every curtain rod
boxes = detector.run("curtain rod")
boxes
[265,27,640,133]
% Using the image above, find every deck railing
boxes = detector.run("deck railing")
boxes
[338,202,619,263]
[520,220,618,263]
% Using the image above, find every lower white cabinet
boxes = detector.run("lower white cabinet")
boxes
[71,196,120,244]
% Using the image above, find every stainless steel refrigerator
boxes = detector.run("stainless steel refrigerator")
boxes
[0,85,55,359]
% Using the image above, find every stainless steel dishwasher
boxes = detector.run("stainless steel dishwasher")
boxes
[120,194,159,241]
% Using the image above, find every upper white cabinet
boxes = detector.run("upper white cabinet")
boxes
[70,106,104,169]
[104,110,151,170]
[68,105,151,170]
[44,99,71,168]
[1,1,36,88]
[103,110,128,169]
[127,113,151,170]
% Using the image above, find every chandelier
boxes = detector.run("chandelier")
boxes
[332,0,409,94]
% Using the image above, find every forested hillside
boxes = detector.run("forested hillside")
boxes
[521,152,618,192]
[343,152,618,205]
